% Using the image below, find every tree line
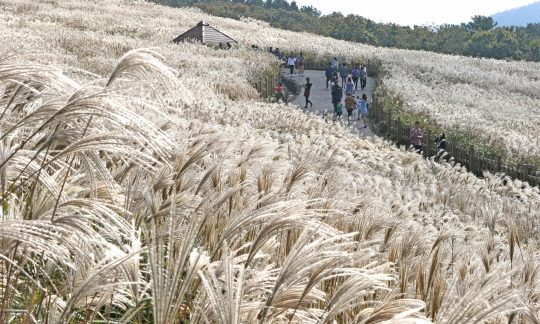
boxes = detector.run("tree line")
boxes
[155,0,540,61]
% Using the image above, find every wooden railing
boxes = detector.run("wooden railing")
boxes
[370,94,540,187]
[252,72,281,101]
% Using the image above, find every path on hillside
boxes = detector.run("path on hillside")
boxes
[284,70,377,138]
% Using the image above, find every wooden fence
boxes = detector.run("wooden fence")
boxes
[252,72,281,101]
[370,94,540,187]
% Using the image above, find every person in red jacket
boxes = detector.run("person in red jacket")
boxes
[275,82,284,102]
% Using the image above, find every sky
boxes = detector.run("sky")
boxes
[292,0,539,26]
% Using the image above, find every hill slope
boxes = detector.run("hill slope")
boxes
[491,1,540,26]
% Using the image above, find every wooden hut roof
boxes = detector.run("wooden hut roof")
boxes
[172,21,237,44]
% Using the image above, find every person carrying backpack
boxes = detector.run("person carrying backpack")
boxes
[344,76,355,97]
[352,66,360,89]
[344,92,355,124]
[331,83,342,113]
[275,82,284,102]
[340,63,348,88]
[325,62,334,89]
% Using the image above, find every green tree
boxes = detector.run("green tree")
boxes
[299,5,321,17]
[246,0,264,6]
[462,15,497,32]
[525,39,540,61]
[525,23,540,38]
[436,24,469,54]
[464,28,520,59]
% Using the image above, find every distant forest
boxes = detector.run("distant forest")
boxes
[155,0,540,61]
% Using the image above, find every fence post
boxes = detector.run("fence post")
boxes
[523,165,529,183]
[451,136,456,159]
[378,97,382,121]
[397,116,402,144]
[387,108,392,137]
[265,76,268,99]
[376,97,379,120]
[372,96,376,119]
[374,96,377,119]
[377,99,381,122]
[378,101,382,123]
[496,156,502,173]
[372,96,376,120]
[378,98,382,122]
[426,130,432,158]
[469,145,474,173]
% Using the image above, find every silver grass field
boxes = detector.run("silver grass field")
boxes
[1,0,540,323]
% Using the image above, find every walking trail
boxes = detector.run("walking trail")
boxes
[284,69,377,138]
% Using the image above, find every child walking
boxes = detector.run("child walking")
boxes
[275,82,284,102]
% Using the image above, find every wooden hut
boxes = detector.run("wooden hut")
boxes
[172,21,237,44]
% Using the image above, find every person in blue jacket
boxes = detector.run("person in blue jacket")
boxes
[357,94,368,128]
[325,63,334,89]
[331,83,343,113]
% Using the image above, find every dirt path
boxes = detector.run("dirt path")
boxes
[285,70,377,138]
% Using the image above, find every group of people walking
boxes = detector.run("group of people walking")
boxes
[270,53,370,128]
[270,52,447,157]
[326,59,367,90]
[325,59,369,127]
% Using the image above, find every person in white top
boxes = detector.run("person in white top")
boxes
[332,57,339,71]
[287,52,296,76]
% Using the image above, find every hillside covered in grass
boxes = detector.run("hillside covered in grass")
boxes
[1,0,540,323]
[156,0,540,62]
